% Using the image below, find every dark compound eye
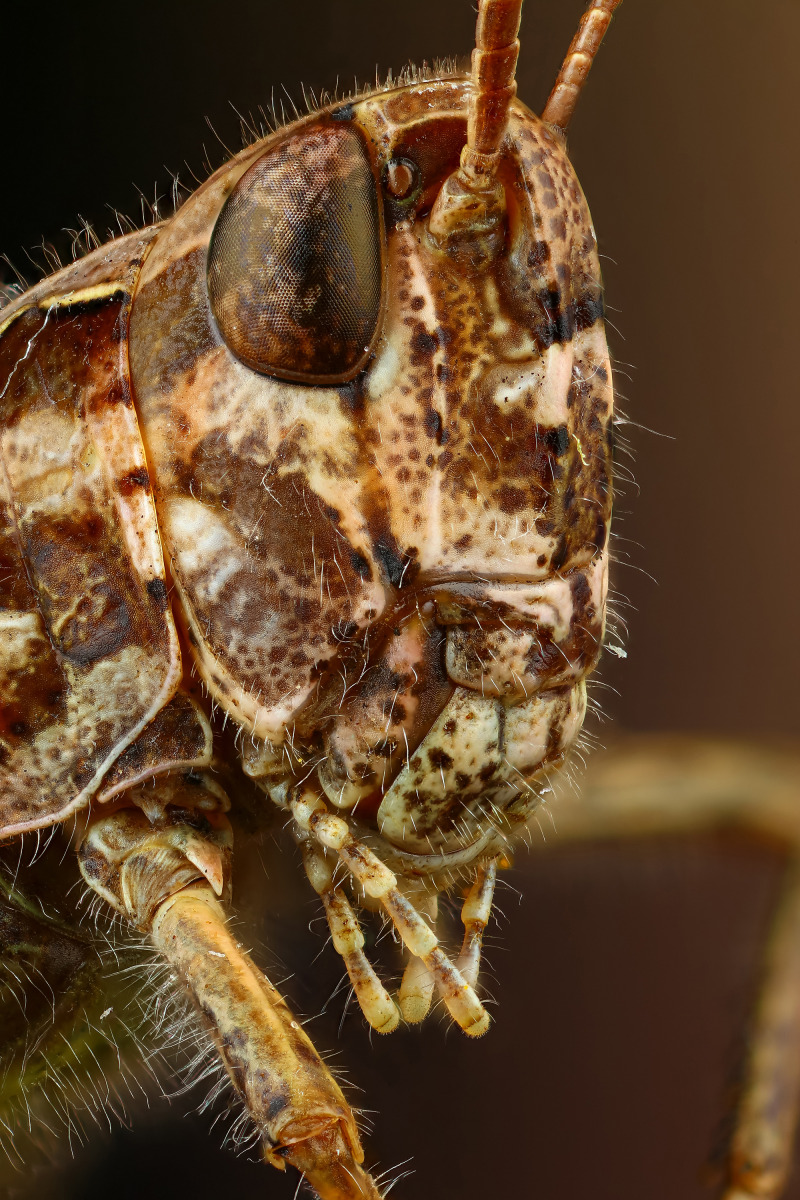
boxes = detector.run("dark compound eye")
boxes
[208,121,384,384]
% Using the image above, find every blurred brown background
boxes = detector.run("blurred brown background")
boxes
[1,1,798,1198]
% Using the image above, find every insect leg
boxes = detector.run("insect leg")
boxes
[79,774,381,1200]
[301,843,400,1034]
[398,954,438,1025]
[725,860,800,1200]
[292,790,490,1037]
[545,736,800,1200]
[0,869,113,1167]
[151,887,379,1200]
[398,888,438,1025]
[456,857,499,990]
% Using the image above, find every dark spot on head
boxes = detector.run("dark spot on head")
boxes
[146,577,168,607]
[545,425,570,457]
[495,485,528,515]
[118,466,151,495]
[593,514,609,553]
[527,241,551,270]
[330,103,355,122]
[551,536,569,572]
[338,378,364,414]
[349,550,372,580]
[424,409,442,439]
[570,569,592,616]
[411,327,437,357]
[267,1093,290,1120]
[80,855,100,879]
[573,292,604,331]
[372,534,418,588]
[104,379,133,407]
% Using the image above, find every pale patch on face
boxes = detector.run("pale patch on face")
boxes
[504,682,587,777]
[486,342,574,426]
[166,497,247,606]
[0,611,48,675]
[481,277,514,342]
[3,407,78,507]
[366,338,400,403]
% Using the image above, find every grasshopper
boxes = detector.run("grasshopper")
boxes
[2,2,799,1198]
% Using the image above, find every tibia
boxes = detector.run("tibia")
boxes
[78,773,380,1199]
[151,886,380,1200]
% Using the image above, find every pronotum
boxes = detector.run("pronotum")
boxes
[2,3,800,1199]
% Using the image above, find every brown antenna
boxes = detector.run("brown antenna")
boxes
[542,0,622,133]
[428,0,524,256]
[465,0,524,167]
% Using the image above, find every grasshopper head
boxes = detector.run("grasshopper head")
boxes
[130,2,620,863]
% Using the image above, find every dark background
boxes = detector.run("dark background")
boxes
[1,1,798,1198]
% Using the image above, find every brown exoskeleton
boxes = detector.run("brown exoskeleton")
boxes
[0,2,615,1191]
[2,3,800,1198]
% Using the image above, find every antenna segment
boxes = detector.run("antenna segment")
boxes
[464,0,524,168]
[542,0,623,132]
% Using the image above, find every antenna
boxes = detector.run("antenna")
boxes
[542,0,623,133]
[465,0,524,168]
[428,0,524,256]
[428,0,622,256]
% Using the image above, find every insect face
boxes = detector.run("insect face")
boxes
[128,72,612,870]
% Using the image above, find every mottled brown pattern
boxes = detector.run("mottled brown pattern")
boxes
[0,232,180,836]
[130,82,612,830]
[316,612,455,811]
[96,691,212,803]
[0,73,612,865]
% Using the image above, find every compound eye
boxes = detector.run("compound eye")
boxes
[208,121,383,384]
